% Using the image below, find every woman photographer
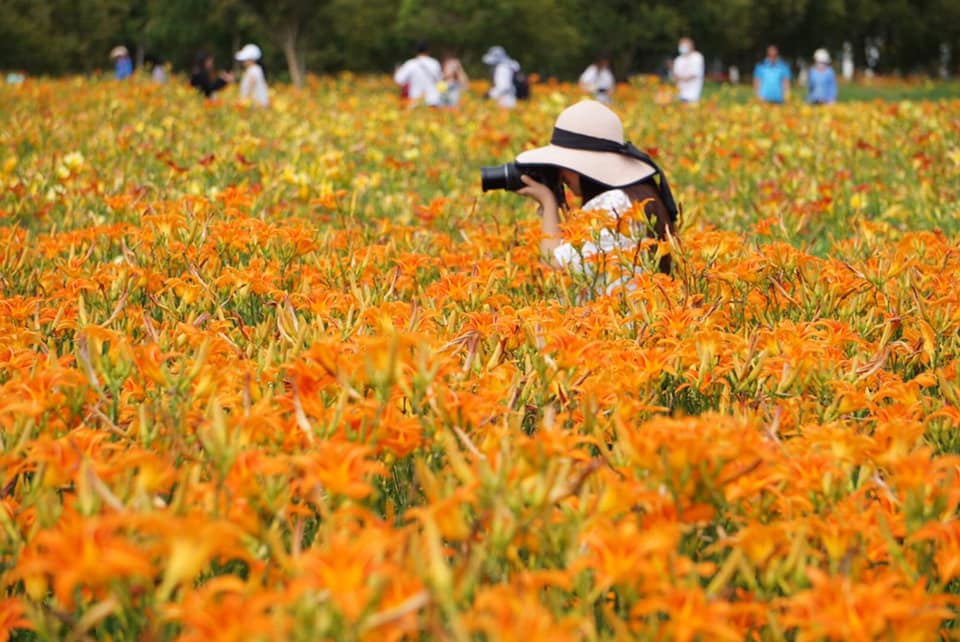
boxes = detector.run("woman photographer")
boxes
[515,100,678,287]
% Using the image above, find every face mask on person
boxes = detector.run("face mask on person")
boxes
[678,43,691,55]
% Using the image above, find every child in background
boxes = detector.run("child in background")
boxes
[807,48,838,104]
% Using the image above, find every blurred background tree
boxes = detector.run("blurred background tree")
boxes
[0,0,957,80]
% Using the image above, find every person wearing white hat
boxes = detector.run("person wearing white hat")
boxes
[514,100,679,279]
[236,43,269,107]
[807,48,837,104]
[482,46,521,108]
[110,46,132,80]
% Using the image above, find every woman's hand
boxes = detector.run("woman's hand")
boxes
[517,174,558,210]
[517,175,563,262]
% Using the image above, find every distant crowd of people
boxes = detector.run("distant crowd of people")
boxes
[390,38,840,109]
[392,43,526,109]
[392,43,531,109]
[668,39,837,104]
[105,37,840,109]
[109,43,270,108]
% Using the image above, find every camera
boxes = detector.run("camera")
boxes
[480,162,564,204]
[480,162,559,193]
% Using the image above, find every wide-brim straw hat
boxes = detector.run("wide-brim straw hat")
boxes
[517,100,656,187]
[109,46,129,60]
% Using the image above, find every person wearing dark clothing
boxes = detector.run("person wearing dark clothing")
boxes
[190,52,232,98]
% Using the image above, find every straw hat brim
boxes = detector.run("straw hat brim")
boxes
[516,145,656,187]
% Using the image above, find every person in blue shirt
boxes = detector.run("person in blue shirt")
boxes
[754,45,791,103]
[807,48,838,104]
[110,46,133,80]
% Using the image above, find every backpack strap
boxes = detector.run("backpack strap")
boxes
[415,58,440,83]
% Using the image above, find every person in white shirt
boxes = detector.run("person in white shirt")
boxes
[394,42,442,107]
[482,45,520,109]
[579,54,615,104]
[235,43,269,107]
[673,37,705,103]
[151,64,168,84]
[144,54,167,84]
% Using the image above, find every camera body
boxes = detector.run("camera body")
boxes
[480,162,563,203]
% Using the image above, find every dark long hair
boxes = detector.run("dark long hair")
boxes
[576,173,675,274]
[193,51,212,77]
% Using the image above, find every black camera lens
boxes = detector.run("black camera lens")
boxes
[480,162,524,192]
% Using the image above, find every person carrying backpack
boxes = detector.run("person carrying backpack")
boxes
[482,46,522,108]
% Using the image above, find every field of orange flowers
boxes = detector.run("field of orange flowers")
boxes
[1,75,960,641]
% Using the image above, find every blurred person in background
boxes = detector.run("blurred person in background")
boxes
[236,43,269,107]
[673,37,704,102]
[110,46,133,80]
[807,48,837,104]
[190,51,232,99]
[482,45,521,109]
[144,54,167,83]
[754,45,791,103]
[579,53,615,104]
[394,42,442,107]
[440,50,469,107]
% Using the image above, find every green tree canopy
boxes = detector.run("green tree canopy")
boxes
[1,0,957,79]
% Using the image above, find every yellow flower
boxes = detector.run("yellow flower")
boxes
[63,151,85,171]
